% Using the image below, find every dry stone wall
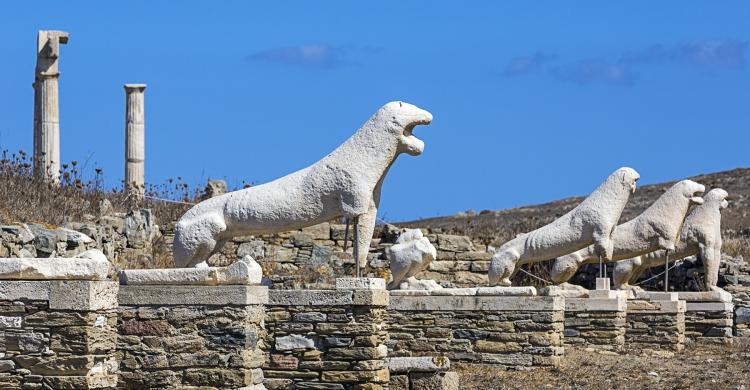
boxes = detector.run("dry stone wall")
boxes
[0,280,119,389]
[625,299,686,352]
[387,294,564,368]
[116,285,268,389]
[563,297,627,351]
[263,281,390,390]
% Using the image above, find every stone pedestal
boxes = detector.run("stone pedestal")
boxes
[387,288,564,368]
[264,278,389,389]
[625,295,686,352]
[117,284,268,389]
[676,291,734,344]
[563,295,627,352]
[0,280,119,389]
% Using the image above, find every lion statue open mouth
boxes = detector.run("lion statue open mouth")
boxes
[173,101,433,270]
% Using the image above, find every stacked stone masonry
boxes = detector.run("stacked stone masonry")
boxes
[625,299,686,352]
[0,280,119,389]
[264,285,390,390]
[677,292,734,344]
[388,357,458,390]
[387,294,564,368]
[563,297,627,351]
[116,285,268,389]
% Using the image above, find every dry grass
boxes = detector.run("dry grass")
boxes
[0,149,197,226]
[456,342,750,389]
[723,235,750,263]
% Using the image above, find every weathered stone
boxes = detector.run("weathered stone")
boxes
[410,371,459,390]
[120,255,262,286]
[388,356,450,373]
[118,284,268,306]
[276,334,315,351]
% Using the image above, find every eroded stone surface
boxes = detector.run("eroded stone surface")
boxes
[0,249,110,281]
[613,188,729,291]
[489,167,640,286]
[120,255,262,285]
[173,101,433,270]
[551,180,705,285]
[387,229,438,290]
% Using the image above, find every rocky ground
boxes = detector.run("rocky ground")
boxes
[456,342,750,389]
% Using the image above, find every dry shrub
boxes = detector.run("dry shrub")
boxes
[723,234,750,263]
[0,149,198,226]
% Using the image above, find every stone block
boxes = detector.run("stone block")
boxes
[429,288,477,296]
[565,297,627,312]
[118,285,268,306]
[389,295,563,311]
[120,256,262,286]
[0,281,51,301]
[49,281,118,311]
[0,255,110,281]
[276,334,315,351]
[676,290,732,303]
[269,290,353,306]
[475,286,536,296]
[388,356,450,373]
[410,371,459,390]
[336,277,386,290]
[686,302,734,312]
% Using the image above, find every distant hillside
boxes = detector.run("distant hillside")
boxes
[399,168,750,247]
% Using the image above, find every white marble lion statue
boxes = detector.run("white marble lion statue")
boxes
[549,180,705,286]
[488,167,640,286]
[613,188,728,292]
[173,101,433,268]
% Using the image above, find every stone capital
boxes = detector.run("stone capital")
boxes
[124,84,147,93]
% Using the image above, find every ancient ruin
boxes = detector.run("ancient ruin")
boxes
[614,188,730,292]
[488,167,640,286]
[550,179,706,285]
[386,228,440,290]
[172,101,433,272]
[124,84,146,198]
[33,30,68,182]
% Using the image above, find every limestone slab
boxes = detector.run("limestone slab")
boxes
[429,288,477,296]
[565,297,626,312]
[676,290,732,303]
[685,302,733,312]
[476,286,536,296]
[388,356,450,373]
[269,290,353,306]
[120,256,261,286]
[49,281,118,310]
[389,295,563,311]
[539,285,588,298]
[589,289,627,299]
[0,281,51,301]
[389,289,431,296]
[118,285,268,306]
[0,252,110,281]
[641,292,678,302]
[336,277,385,290]
[627,299,685,313]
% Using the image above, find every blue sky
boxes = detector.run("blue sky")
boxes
[1,2,748,222]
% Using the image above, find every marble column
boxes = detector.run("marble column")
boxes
[33,30,68,183]
[124,84,146,197]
